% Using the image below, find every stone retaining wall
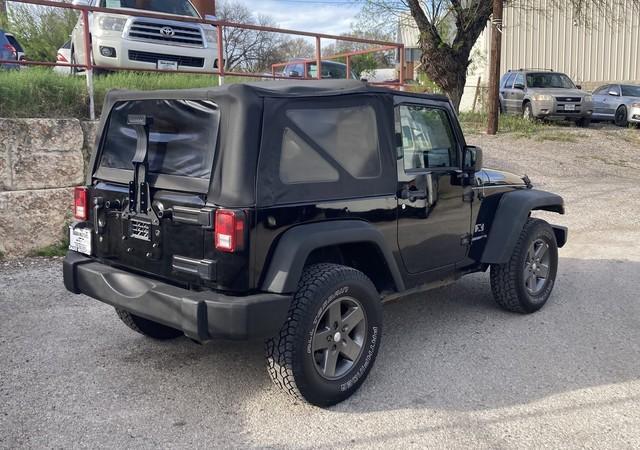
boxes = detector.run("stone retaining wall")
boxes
[0,119,97,257]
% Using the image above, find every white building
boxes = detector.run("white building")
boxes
[399,0,640,111]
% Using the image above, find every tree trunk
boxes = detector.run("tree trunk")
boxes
[0,0,7,15]
[418,44,472,112]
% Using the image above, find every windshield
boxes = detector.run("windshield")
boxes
[526,73,576,89]
[621,85,640,97]
[99,0,199,17]
[100,99,219,179]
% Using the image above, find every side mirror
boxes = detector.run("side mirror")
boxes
[513,83,525,90]
[576,84,583,90]
[72,0,91,6]
[608,90,620,97]
[463,146,483,172]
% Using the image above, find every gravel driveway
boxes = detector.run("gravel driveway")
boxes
[1,125,639,449]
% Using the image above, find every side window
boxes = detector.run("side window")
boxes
[286,63,304,77]
[593,85,609,95]
[279,105,381,184]
[280,128,339,184]
[503,73,516,88]
[398,105,458,171]
[514,73,525,88]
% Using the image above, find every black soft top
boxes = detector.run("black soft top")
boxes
[92,81,449,207]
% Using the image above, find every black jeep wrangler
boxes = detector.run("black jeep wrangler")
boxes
[64,80,567,406]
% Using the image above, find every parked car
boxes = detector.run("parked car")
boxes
[591,84,640,127]
[63,80,567,406]
[5,33,25,63]
[54,40,73,75]
[280,58,359,79]
[70,0,219,73]
[0,28,19,70]
[499,69,593,127]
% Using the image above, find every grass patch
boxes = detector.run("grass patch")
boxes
[459,111,581,142]
[29,241,68,257]
[0,68,224,119]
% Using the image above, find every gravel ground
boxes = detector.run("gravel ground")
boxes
[1,124,639,449]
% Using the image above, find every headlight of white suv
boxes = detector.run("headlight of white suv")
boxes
[583,94,593,103]
[97,16,127,32]
[532,94,554,102]
[202,27,217,45]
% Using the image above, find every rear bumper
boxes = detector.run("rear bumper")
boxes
[63,251,291,341]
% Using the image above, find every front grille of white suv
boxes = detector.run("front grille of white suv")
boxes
[127,19,204,48]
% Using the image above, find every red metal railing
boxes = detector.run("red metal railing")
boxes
[1,0,406,118]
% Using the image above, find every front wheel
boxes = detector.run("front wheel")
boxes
[614,106,629,127]
[523,102,535,121]
[266,263,382,407]
[576,117,591,128]
[490,218,559,314]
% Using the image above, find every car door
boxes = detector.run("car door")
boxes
[500,73,516,113]
[395,100,472,274]
[592,85,610,119]
[604,84,622,116]
[511,73,526,113]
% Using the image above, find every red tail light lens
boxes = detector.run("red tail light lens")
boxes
[3,44,16,58]
[215,209,245,253]
[56,53,68,63]
[74,187,89,221]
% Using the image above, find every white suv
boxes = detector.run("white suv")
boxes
[71,0,219,73]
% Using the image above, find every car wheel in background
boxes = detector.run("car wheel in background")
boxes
[614,106,629,127]
[576,117,591,128]
[523,102,534,121]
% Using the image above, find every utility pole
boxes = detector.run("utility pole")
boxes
[486,0,503,135]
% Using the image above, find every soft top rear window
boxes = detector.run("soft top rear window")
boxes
[99,99,219,179]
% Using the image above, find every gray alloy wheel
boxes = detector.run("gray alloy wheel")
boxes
[523,238,552,295]
[615,105,629,127]
[311,296,367,380]
[523,102,534,121]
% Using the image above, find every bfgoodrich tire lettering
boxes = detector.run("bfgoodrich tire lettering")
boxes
[266,263,382,407]
[490,218,558,314]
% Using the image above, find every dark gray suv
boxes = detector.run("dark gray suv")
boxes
[499,69,593,127]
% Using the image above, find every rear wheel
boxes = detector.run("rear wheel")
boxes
[266,263,382,407]
[115,308,183,340]
[490,218,558,314]
[615,106,629,127]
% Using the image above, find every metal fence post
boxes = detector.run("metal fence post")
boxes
[399,44,405,90]
[346,55,351,79]
[217,24,224,86]
[82,8,96,120]
[315,36,321,80]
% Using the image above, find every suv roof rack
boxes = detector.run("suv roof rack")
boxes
[508,68,554,72]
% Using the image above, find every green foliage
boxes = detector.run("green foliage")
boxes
[0,4,78,62]
[30,241,69,258]
[0,68,221,118]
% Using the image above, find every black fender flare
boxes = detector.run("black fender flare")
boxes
[260,220,405,294]
[481,189,565,264]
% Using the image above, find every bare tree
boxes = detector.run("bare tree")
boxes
[363,0,640,111]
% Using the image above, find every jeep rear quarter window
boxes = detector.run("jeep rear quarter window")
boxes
[98,99,220,183]
[257,95,396,205]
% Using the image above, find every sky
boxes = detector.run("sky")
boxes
[234,0,363,35]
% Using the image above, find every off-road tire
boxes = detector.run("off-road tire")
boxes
[615,105,629,127]
[490,218,558,314]
[115,308,183,340]
[266,263,383,407]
